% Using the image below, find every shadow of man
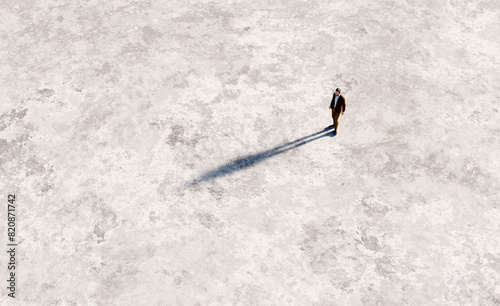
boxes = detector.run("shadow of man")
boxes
[186,126,335,186]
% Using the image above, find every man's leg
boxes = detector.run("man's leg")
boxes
[331,109,336,127]
[333,111,340,133]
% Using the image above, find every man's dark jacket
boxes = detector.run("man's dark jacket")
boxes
[330,94,346,113]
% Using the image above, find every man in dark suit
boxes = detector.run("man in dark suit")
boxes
[329,88,346,135]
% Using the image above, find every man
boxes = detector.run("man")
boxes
[329,88,346,135]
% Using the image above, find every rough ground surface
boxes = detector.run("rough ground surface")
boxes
[1,0,500,304]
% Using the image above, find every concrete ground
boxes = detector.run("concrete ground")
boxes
[1,0,500,304]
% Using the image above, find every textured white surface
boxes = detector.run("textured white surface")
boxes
[1,0,500,304]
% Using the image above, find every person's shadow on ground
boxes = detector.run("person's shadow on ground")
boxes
[186,126,335,186]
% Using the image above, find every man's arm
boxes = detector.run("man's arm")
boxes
[342,97,346,114]
[329,94,334,109]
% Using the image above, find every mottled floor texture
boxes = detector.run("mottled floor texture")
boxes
[1,0,500,305]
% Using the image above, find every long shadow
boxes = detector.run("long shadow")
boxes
[186,126,335,186]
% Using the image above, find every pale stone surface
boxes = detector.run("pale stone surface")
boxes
[1,0,500,304]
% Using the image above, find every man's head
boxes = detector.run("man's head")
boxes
[335,88,341,96]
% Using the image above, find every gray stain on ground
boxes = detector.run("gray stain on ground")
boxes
[187,127,336,186]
